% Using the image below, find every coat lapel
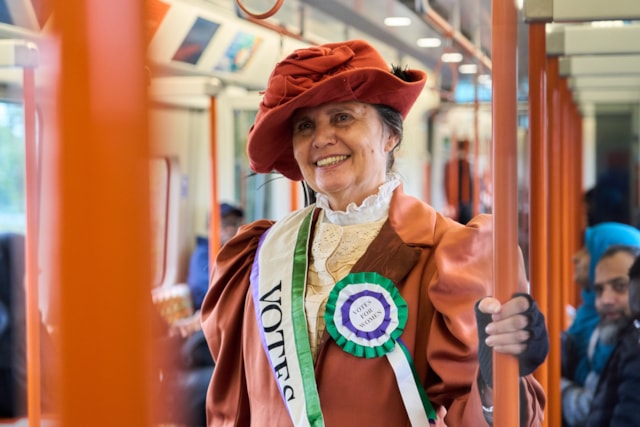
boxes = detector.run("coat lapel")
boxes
[349,219,421,286]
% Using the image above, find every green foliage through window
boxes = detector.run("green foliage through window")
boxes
[0,101,26,233]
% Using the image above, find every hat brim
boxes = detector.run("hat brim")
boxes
[247,67,426,181]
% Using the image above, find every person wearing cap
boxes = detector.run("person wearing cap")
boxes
[187,202,245,311]
[200,39,547,426]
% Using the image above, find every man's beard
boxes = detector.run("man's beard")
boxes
[598,314,630,345]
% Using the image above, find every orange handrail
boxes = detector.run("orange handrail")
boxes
[24,65,42,427]
[423,159,431,204]
[236,0,284,20]
[560,81,572,334]
[446,135,460,219]
[546,56,563,427]
[209,97,221,262]
[528,23,549,427]
[290,181,299,212]
[473,77,481,217]
[53,0,153,425]
[562,81,582,327]
[491,0,520,424]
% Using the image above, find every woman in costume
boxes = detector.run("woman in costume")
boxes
[201,39,548,427]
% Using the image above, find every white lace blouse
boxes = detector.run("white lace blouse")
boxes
[305,174,400,360]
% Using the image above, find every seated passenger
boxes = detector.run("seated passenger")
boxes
[155,203,244,427]
[153,291,213,427]
[0,233,56,418]
[586,248,640,426]
[562,245,640,426]
[563,222,640,387]
[187,202,244,311]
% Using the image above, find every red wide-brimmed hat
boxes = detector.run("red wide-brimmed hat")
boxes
[247,39,427,181]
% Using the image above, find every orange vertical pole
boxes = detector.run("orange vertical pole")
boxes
[24,65,42,427]
[575,105,585,307]
[574,107,584,307]
[53,1,153,426]
[473,75,481,216]
[447,136,459,219]
[491,0,519,424]
[424,159,431,204]
[527,23,549,426]
[560,80,572,331]
[564,90,575,328]
[571,105,583,312]
[209,97,221,263]
[546,56,563,427]
[446,136,460,220]
[290,181,299,212]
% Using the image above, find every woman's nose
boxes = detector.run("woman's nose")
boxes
[312,123,337,148]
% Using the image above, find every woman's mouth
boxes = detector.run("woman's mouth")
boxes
[315,155,349,167]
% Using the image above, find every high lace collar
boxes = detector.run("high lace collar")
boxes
[315,173,401,226]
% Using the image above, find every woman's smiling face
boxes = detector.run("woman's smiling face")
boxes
[291,101,398,211]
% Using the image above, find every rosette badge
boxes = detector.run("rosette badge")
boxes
[324,271,408,358]
[324,271,437,425]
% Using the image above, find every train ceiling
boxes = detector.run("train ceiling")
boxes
[0,0,639,111]
[147,0,640,109]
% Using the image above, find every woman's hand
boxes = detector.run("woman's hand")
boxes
[169,311,202,338]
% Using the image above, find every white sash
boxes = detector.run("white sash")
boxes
[250,207,323,427]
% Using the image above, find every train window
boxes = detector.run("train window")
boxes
[0,101,26,233]
[150,157,170,287]
[234,109,272,221]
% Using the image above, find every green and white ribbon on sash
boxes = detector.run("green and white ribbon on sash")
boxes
[251,207,325,427]
[324,272,437,425]
[251,207,436,426]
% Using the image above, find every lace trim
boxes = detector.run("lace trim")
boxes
[316,173,400,226]
[305,217,386,360]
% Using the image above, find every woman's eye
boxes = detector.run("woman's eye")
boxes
[294,121,313,133]
[335,113,351,122]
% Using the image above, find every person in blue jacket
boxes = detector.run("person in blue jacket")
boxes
[585,250,640,427]
[187,203,244,310]
[563,222,640,386]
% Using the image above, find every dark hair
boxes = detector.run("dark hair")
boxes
[218,203,244,228]
[220,203,244,219]
[584,183,630,226]
[600,244,640,264]
[629,254,640,281]
[372,104,403,171]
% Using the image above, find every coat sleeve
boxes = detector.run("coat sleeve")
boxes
[427,214,546,427]
[561,371,598,426]
[608,332,640,426]
[200,219,274,427]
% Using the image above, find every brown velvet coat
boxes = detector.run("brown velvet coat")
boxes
[201,185,545,426]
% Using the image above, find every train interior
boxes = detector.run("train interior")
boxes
[0,0,640,425]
